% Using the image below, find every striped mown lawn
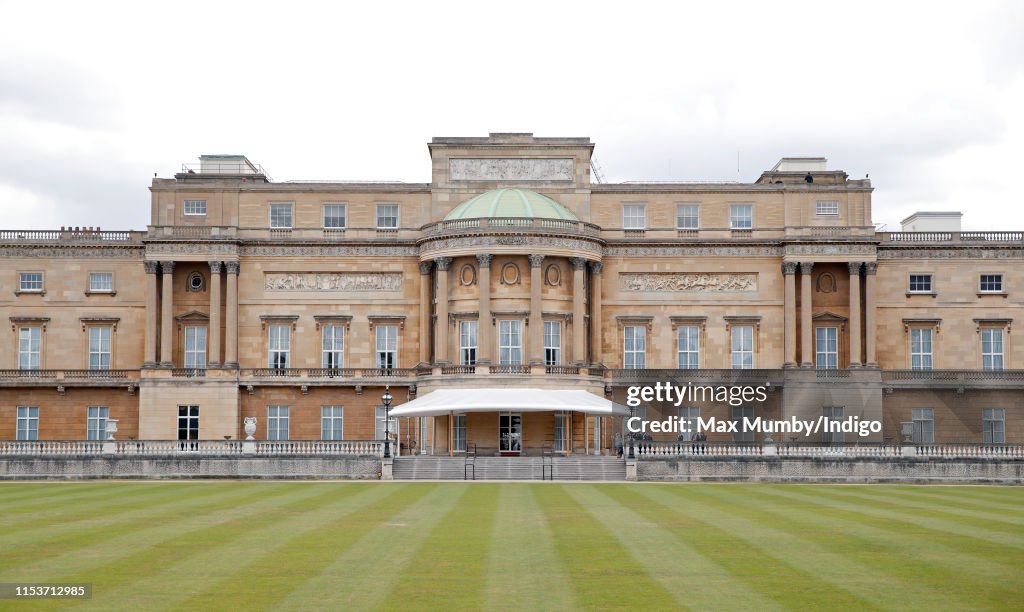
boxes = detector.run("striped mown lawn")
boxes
[0,482,1022,610]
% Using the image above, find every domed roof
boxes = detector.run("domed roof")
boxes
[444,189,578,221]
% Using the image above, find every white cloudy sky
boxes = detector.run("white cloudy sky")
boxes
[1,0,1021,231]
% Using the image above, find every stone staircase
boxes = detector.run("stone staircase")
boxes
[392,455,626,481]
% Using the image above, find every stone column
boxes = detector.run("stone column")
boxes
[143,261,159,367]
[159,261,174,367]
[434,257,452,364]
[847,261,862,367]
[418,261,433,365]
[589,262,604,365]
[476,254,493,364]
[864,261,877,366]
[528,254,545,365]
[799,261,814,367]
[570,258,587,365]
[782,262,797,367]
[224,261,239,369]
[208,261,222,367]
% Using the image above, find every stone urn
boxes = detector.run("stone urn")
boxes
[244,417,257,440]
[105,419,119,441]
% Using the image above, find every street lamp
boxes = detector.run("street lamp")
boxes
[382,386,393,458]
[627,405,635,459]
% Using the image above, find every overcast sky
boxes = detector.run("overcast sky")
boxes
[1,1,1021,231]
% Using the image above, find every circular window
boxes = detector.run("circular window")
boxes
[188,272,205,292]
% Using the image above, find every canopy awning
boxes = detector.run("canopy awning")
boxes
[388,388,630,418]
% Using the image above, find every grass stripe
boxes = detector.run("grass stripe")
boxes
[0,482,118,509]
[379,484,500,610]
[875,486,1024,514]
[570,484,783,611]
[483,484,577,611]
[824,485,1024,528]
[533,484,680,609]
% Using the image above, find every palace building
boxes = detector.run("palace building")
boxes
[1,133,1021,453]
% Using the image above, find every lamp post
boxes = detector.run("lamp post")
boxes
[627,405,635,459]
[382,386,393,458]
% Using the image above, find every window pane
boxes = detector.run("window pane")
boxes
[676,204,699,229]
[323,204,346,228]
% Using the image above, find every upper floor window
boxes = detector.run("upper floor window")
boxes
[88,327,112,370]
[184,326,207,369]
[18,327,41,370]
[731,325,754,369]
[730,204,753,229]
[816,200,839,216]
[17,406,38,441]
[909,274,932,293]
[623,326,646,369]
[981,328,1004,371]
[183,199,207,216]
[269,203,293,229]
[377,204,399,229]
[980,274,1003,293]
[910,328,933,371]
[676,204,699,230]
[983,408,1005,444]
[89,272,114,293]
[376,325,398,369]
[815,327,839,369]
[623,204,646,229]
[19,272,43,292]
[460,320,478,366]
[268,325,290,369]
[323,204,347,229]
[677,326,699,369]
[322,324,345,369]
[544,321,561,366]
[499,320,523,366]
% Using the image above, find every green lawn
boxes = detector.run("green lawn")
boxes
[1,482,1022,611]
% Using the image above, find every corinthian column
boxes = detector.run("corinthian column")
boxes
[143,261,159,367]
[848,261,862,367]
[224,261,239,369]
[589,262,604,365]
[159,261,174,367]
[434,257,452,364]
[782,261,797,367]
[528,254,545,365]
[476,254,493,364]
[208,261,222,367]
[570,257,587,365]
[864,261,878,366]
[419,261,433,365]
[800,261,813,367]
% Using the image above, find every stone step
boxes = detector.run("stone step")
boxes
[393,456,626,481]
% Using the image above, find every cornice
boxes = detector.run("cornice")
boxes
[878,246,1024,259]
[0,245,143,258]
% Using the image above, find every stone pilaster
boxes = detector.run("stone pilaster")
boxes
[143,260,159,367]
[224,261,239,368]
[528,254,545,365]
[799,261,813,367]
[589,261,603,365]
[419,261,433,365]
[434,257,452,364]
[847,261,862,367]
[864,261,878,367]
[159,261,174,367]
[208,261,222,367]
[476,254,493,364]
[570,257,587,365]
[782,261,798,368]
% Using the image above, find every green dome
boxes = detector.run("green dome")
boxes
[444,189,578,221]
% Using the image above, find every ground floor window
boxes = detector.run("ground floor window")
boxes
[452,414,467,452]
[982,408,1005,444]
[177,405,199,440]
[822,406,844,444]
[267,405,289,440]
[87,406,109,440]
[321,406,343,440]
[375,406,399,443]
[912,408,934,444]
[17,406,38,440]
[678,407,700,440]
[553,411,569,452]
[499,412,522,453]
[731,406,754,442]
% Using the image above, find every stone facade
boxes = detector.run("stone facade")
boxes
[1,133,1021,451]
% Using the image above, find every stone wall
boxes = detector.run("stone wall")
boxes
[0,456,381,480]
[636,457,1024,484]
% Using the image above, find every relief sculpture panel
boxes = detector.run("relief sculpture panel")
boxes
[264,272,403,292]
[449,158,574,181]
[619,273,757,292]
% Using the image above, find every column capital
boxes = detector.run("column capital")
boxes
[589,261,604,275]
[569,257,588,270]
[208,260,223,274]
[528,254,545,268]
[434,257,453,271]
[847,261,862,275]
[799,261,814,274]
[864,261,877,275]
[476,253,493,268]
[224,261,240,275]
[419,261,434,275]
[159,260,175,274]
[144,260,159,274]
[781,261,798,275]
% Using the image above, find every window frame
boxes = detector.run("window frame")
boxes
[322,203,347,229]
[460,320,478,366]
[376,324,398,369]
[622,203,646,230]
[979,274,1003,293]
[177,405,199,441]
[322,324,345,369]
[981,327,1004,371]
[267,405,290,441]
[623,325,646,369]
[268,324,291,369]
[729,204,753,230]
[908,274,933,294]
[16,406,39,441]
[183,199,207,216]
[676,204,699,230]
[498,319,523,366]
[321,405,344,441]
[88,272,115,293]
[912,408,934,444]
[376,203,400,229]
[731,406,755,442]
[822,406,844,444]
[543,320,561,366]
[269,202,293,229]
[982,408,1005,444]
[87,326,112,370]
[18,272,44,293]
[677,325,700,369]
[18,326,41,370]
[731,325,755,369]
[183,325,207,369]
[87,406,110,441]
[815,326,839,370]
[815,200,839,216]
[910,327,933,371]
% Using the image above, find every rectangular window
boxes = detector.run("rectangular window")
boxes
[268,325,290,369]
[676,204,699,229]
[267,405,289,441]
[88,327,112,370]
[553,411,569,452]
[89,272,114,292]
[322,324,344,369]
[822,406,844,444]
[16,406,38,441]
[623,326,646,369]
[452,414,467,452]
[730,204,753,229]
[269,203,293,228]
[980,274,1003,292]
[177,405,199,440]
[544,321,561,366]
[87,406,109,441]
[816,200,839,215]
[677,326,700,369]
[499,320,523,365]
[815,327,839,369]
[981,328,1004,371]
[983,408,1005,444]
[323,204,347,229]
[321,406,344,440]
[908,274,932,293]
[460,320,478,366]
[375,405,398,442]
[912,408,934,444]
[19,272,43,292]
[18,327,41,370]
[678,407,700,440]
[376,204,399,229]
[623,204,646,229]
[731,406,754,442]
[183,199,207,216]
[183,326,207,369]
[731,325,754,369]
[376,325,398,369]
[910,328,933,371]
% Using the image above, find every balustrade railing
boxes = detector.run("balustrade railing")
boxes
[0,440,105,455]
[0,439,387,457]
[0,369,137,382]
[489,365,532,374]
[880,231,1024,243]
[915,444,1024,459]
[254,440,386,456]
[421,217,602,237]
[0,229,140,242]
[242,368,417,379]
[629,441,1022,459]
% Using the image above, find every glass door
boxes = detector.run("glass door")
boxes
[499,412,522,454]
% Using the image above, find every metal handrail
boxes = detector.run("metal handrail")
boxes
[541,444,554,480]
[464,442,477,480]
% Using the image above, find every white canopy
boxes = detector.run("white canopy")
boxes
[388,388,629,418]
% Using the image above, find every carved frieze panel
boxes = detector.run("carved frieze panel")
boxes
[0,246,142,258]
[449,158,574,181]
[605,246,782,257]
[242,245,418,257]
[420,235,602,256]
[264,272,403,292]
[878,247,1024,260]
[619,273,757,292]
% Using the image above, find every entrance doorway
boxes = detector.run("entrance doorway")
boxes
[499,412,522,455]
